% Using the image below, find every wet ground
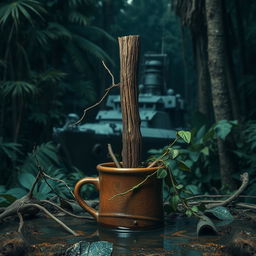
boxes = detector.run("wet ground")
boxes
[2,214,255,255]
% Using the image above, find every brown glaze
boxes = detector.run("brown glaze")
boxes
[74,162,164,229]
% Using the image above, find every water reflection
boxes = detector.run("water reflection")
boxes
[94,217,203,255]
[0,216,206,255]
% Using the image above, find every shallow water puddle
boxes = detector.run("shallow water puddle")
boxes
[1,215,253,255]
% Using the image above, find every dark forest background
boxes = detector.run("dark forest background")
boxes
[1,0,256,204]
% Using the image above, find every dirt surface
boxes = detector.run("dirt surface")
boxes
[1,213,256,255]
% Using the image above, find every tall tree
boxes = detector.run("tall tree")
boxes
[173,0,212,119]
[205,0,236,189]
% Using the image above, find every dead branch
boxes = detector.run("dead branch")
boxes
[187,194,256,201]
[17,211,24,233]
[42,172,75,199]
[25,203,78,236]
[34,152,75,199]
[102,60,115,86]
[107,144,121,168]
[40,200,94,220]
[74,61,120,125]
[206,172,249,209]
[0,170,89,236]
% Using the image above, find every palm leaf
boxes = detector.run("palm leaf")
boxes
[1,81,37,98]
[34,70,67,84]
[16,43,31,73]
[0,138,22,160]
[72,34,113,65]
[68,11,88,26]
[0,0,46,27]
[77,25,116,43]
[47,22,72,40]
[64,42,88,72]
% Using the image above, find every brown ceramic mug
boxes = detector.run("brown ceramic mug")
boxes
[74,162,164,229]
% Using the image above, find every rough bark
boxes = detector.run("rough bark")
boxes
[118,35,142,168]
[173,0,212,118]
[193,31,212,117]
[206,0,236,189]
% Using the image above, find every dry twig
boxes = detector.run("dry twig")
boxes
[74,60,120,125]
[206,172,249,209]
[107,144,121,168]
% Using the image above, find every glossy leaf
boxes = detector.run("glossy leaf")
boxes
[18,172,35,190]
[214,120,235,140]
[169,148,179,159]
[177,131,191,144]
[205,206,234,221]
[65,241,113,256]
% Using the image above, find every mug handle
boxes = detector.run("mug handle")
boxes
[74,177,99,220]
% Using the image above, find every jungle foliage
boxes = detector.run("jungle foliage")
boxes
[0,0,256,208]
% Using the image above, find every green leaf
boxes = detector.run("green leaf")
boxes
[197,216,218,236]
[185,184,199,195]
[0,194,16,203]
[185,209,193,217]
[205,206,234,221]
[189,151,200,162]
[214,120,234,140]
[157,168,167,179]
[168,148,179,159]
[195,125,206,142]
[175,184,184,190]
[6,187,27,198]
[191,206,199,213]
[201,147,209,156]
[177,160,191,172]
[177,131,191,144]
[18,172,35,190]
[170,195,180,211]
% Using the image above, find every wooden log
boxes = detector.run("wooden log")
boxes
[118,35,142,168]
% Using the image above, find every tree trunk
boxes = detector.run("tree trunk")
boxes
[234,0,247,117]
[118,35,142,168]
[173,0,212,118]
[193,31,212,117]
[223,1,240,122]
[206,0,236,189]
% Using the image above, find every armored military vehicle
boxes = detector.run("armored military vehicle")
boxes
[53,54,185,174]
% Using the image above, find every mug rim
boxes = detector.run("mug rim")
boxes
[96,162,163,174]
